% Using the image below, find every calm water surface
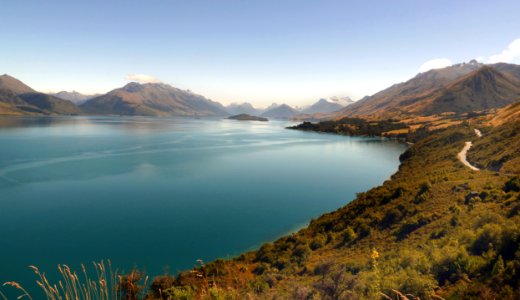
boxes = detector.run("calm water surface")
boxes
[0,116,406,293]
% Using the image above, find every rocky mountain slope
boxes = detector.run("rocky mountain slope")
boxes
[331,61,520,119]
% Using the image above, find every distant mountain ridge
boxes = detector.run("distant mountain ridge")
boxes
[261,104,299,119]
[2,61,520,118]
[302,98,344,114]
[0,74,80,115]
[80,82,228,116]
[226,102,261,116]
[52,91,98,105]
[331,61,520,119]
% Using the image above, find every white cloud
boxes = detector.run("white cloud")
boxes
[487,38,520,63]
[125,74,161,83]
[418,58,452,72]
[475,56,485,63]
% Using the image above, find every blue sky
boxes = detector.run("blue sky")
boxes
[1,0,519,107]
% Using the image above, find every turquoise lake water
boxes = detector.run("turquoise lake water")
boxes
[0,116,406,295]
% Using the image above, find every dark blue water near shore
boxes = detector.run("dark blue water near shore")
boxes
[0,116,406,295]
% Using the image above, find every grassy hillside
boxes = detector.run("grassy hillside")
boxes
[127,116,518,299]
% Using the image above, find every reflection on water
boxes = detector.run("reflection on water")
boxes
[0,116,196,134]
[0,116,406,297]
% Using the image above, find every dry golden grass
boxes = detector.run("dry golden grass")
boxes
[383,129,410,135]
[400,115,442,124]
[2,260,133,300]
[428,120,463,131]
[0,102,24,116]
[487,102,520,126]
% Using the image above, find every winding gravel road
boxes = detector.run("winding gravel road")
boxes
[456,128,482,171]
[457,141,479,171]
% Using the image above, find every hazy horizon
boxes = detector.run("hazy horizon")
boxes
[1,0,520,107]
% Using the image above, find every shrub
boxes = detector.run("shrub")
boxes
[507,203,520,217]
[340,227,358,245]
[396,216,429,240]
[314,261,334,276]
[504,177,520,192]
[471,223,503,255]
[357,223,371,239]
[249,277,269,294]
[273,257,291,270]
[291,284,314,300]
[381,208,403,228]
[253,263,268,275]
[313,266,354,300]
[163,286,194,300]
[119,270,145,300]
[309,236,324,250]
[450,215,460,227]
[203,258,228,277]
[254,243,275,264]
[292,245,310,264]
[430,227,447,239]
[149,275,176,298]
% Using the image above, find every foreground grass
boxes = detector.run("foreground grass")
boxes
[2,260,150,300]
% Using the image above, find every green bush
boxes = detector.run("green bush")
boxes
[254,243,275,264]
[292,245,310,264]
[471,223,503,255]
[163,286,194,300]
[340,226,358,245]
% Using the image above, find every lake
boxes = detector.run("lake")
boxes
[0,116,406,294]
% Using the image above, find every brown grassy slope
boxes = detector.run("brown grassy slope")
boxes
[470,103,520,174]
[486,101,520,126]
[327,63,520,120]
[18,93,81,115]
[415,66,520,115]
[0,74,81,115]
[80,82,228,116]
[329,62,484,119]
[0,74,35,94]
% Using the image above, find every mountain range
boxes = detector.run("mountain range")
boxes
[261,104,300,119]
[301,98,345,114]
[329,60,520,119]
[52,91,98,105]
[226,98,351,119]
[2,61,520,118]
[225,102,262,116]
